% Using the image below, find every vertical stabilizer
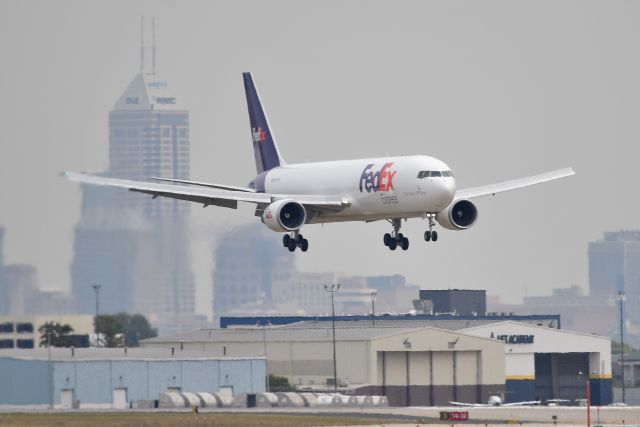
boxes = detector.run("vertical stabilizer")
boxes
[243,72,286,174]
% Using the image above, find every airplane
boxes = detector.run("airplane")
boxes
[65,72,575,253]
[450,396,572,407]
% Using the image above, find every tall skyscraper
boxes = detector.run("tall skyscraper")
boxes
[213,223,295,315]
[0,227,4,268]
[71,21,195,321]
[589,231,640,324]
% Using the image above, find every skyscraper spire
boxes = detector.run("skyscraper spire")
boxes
[140,16,145,74]
[152,17,157,75]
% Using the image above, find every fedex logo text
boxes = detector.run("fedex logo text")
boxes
[252,127,267,143]
[359,163,397,193]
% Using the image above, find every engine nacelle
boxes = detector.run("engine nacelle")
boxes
[262,199,307,232]
[436,199,478,230]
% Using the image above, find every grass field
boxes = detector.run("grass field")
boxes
[0,412,419,427]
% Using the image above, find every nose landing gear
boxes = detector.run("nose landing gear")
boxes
[383,218,409,251]
[283,232,309,252]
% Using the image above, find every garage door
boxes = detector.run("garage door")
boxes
[535,353,589,400]
[60,389,73,409]
[113,388,128,409]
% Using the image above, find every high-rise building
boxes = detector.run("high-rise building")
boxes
[71,24,195,322]
[2,265,37,316]
[589,231,640,296]
[589,231,640,327]
[212,224,295,315]
[0,227,4,268]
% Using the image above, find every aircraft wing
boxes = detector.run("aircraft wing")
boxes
[502,401,542,407]
[455,167,575,200]
[64,172,348,211]
[449,401,486,407]
[150,177,256,193]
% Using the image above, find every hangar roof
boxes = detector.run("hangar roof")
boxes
[142,324,498,345]
[0,347,259,361]
[278,319,513,331]
[460,320,610,340]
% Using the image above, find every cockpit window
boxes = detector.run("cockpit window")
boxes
[418,170,453,178]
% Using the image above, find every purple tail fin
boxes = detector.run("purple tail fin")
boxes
[243,72,286,174]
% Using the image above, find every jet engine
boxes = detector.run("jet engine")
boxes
[436,199,478,230]
[262,200,307,232]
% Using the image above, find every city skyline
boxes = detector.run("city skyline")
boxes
[1,2,639,317]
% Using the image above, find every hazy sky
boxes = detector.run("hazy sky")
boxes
[1,1,638,316]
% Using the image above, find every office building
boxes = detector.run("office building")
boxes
[589,231,640,297]
[0,314,93,349]
[213,223,296,316]
[589,231,640,327]
[418,289,486,315]
[71,33,195,321]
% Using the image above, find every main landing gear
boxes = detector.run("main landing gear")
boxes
[424,213,438,242]
[382,215,440,250]
[283,232,309,252]
[383,218,409,251]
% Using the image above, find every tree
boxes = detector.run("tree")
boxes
[94,313,157,347]
[612,340,635,354]
[115,312,158,346]
[268,375,297,392]
[38,322,75,347]
[95,314,123,347]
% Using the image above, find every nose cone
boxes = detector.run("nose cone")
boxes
[436,177,456,208]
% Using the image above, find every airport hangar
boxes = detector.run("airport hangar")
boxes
[0,348,265,408]
[143,324,506,406]
[142,319,612,406]
[460,321,612,405]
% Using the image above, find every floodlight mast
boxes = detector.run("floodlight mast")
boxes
[370,291,377,326]
[324,283,341,391]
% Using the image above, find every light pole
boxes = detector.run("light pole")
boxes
[47,330,52,410]
[618,290,626,404]
[257,320,271,392]
[370,291,377,327]
[324,283,341,391]
[92,284,102,347]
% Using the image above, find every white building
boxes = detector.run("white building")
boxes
[460,321,612,404]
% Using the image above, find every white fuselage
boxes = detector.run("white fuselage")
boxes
[255,155,456,223]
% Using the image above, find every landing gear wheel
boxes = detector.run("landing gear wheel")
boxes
[432,231,438,242]
[300,239,309,252]
[424,231,431,242]
[388,239,397,250]
[398,233,404,240]
[287,239,296,252]
[383,233,392,247]
[401,237,409,250]
[283,234,291,247]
